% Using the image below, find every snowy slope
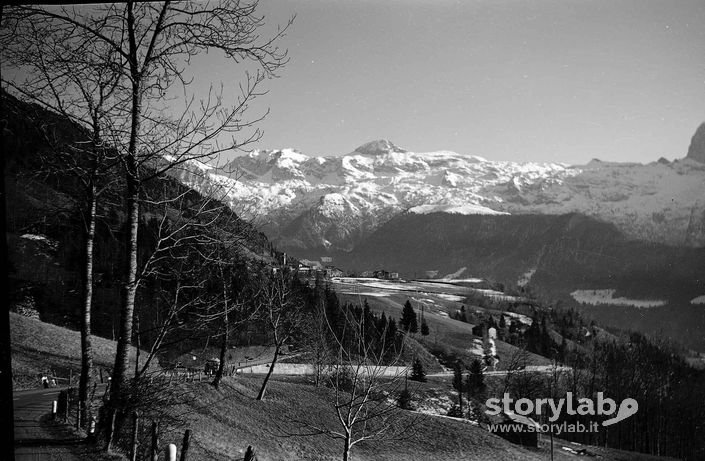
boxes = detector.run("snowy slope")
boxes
[169,139,705,251]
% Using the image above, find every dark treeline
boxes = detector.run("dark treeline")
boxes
[485,308,705,460]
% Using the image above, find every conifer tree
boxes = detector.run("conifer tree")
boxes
[400,300,418,333]
[410,358,426,382]
[420,319,430,336]
[466,358,485,399]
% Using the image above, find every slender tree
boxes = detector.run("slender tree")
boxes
[256,268,305,400]
[1,18,124,425]
[292,303,418,461]
[453,360,464,416]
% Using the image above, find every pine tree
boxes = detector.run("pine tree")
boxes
[420,319,430,336]
[467,358,485,399]
[410,358,426,382]
[400,300,418,333]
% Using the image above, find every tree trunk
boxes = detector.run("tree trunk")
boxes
[342,433,352,461]
[212,304,228,389]
[213,267,229,389]
[111,177,139,405]
[256,343,280,400]
[111,4,143,406]
[79,183,96,427]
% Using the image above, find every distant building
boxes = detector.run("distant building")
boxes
[360,270,374,278]
[325,266,344,278]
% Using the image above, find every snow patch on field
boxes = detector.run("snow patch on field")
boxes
[409,203,509,216]
[470,289,523,302]
[436,293,465,302]
[504,312,533,326]
[571,289,667,308]
[690,295,705,305]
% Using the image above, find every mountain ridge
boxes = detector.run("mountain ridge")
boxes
[170,134,705,251]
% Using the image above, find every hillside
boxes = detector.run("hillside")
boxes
[173,376,673,461]
[332,212,705,352]
[4,91,276,347]
[10,312,150,390]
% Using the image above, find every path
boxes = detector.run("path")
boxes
[14,387,86,460]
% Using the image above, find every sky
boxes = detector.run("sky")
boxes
[200,0,703,165]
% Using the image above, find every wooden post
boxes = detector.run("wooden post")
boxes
[130,412,140,461]
[165,443,177,461]
[51,400,57,420]
[76,400,81,430]
[106,409,117,452]
[64,390,70,421]
[179,429,191,461]
[151,421,159,461]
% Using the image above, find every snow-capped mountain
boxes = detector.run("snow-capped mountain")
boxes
[170,132,705,252]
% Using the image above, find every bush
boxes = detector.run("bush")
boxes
[397,388,413,410]
[447,404,463,418]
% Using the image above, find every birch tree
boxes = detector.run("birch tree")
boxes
[2,16,123,426]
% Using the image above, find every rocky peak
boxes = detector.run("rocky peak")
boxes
[687,123,705,163]
[353,139,406,156]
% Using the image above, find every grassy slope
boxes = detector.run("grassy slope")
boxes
[178,376,673,461]
[178,375,550,461]
[10,312,150,389]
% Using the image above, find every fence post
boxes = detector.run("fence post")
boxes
[179,429,191,461]
[75,400,81,430]
[130,412,140,461]
[87,415,97,442]
[165,443,177,461]
[106,409,117,452]
[151,421,159,461]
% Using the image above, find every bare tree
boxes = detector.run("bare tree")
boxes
[255,268,305,401]
[292,305,418,461]
[300,297,334,387]
[3,1,292,408]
